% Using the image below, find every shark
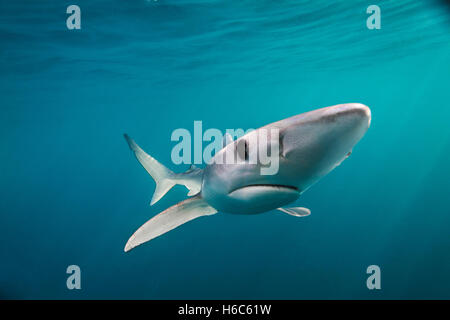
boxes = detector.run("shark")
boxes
[123,103,371,252]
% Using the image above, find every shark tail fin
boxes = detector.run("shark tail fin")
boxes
[124,134,176,206]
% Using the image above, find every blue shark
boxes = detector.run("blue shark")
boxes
[123,103,371,252]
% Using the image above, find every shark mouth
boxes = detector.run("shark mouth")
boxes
[228,184,299,194]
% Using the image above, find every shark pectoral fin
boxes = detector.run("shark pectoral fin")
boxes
[277,207,311,217]
[124,195,217,252]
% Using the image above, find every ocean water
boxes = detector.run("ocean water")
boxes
[1,0,450,299]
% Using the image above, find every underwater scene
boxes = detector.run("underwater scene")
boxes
[1,0,450,299]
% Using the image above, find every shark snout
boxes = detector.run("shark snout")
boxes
[324,103,371,128]
[280,103,371,168]
[320,103,371,142]
[342,103,371,127]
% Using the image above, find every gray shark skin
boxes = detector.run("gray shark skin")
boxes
[202,103,371,214]
[123,103,371,251]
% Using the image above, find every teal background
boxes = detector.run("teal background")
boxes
[0,0,449,299]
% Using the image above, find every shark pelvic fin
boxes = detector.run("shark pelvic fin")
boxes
[124,134,176,205]
[124,195,218,252]
[277,207,311,217]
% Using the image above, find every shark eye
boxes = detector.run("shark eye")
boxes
[237,139,249,161]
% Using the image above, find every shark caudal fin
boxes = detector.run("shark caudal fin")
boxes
[124,195,217,252]
[124,134,176,205]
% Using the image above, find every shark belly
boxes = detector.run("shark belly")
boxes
[202,184,300,214]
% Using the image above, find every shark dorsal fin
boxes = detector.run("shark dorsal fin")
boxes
[223,132,233,148]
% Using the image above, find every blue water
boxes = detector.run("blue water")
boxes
[1,0,450,299]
